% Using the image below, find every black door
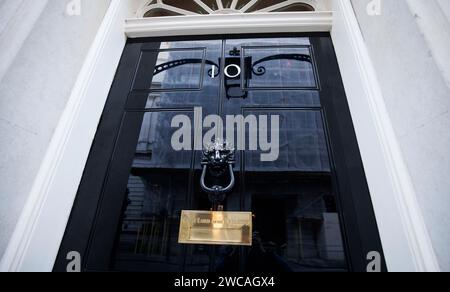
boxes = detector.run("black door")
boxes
[55,34,386,272]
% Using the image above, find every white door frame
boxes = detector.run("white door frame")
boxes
[0,0,440,272]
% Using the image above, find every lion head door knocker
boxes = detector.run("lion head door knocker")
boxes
[201,139,235,211]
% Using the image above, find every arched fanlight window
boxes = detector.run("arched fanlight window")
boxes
[139,0,317,18]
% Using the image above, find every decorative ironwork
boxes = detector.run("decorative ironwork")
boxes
[251,53,312,76]
[229,47,241,56]
[138,0,318,18]
[153,54,311,78]
[151,53,313,98]
[154,59,219,77]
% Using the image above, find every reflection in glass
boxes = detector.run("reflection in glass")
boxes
[151,48,205,90]
[222,38,316,100]
[242,110,330,172]
[236,90,321,108]
[244,176,347,272]
[113,111,194,272]
[133,40,222,92]
[240,110,348,272]
[243,46,317,89]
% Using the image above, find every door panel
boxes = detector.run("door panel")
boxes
[113,111,195,272]
[218,37,349,271]
[133,40,222,92]
[241,109,330,172]
[55,34,386,272]
[238,109,347,272]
